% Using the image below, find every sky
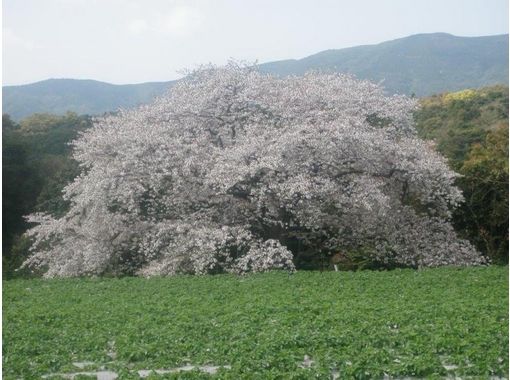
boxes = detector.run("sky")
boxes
[2,0,509,86]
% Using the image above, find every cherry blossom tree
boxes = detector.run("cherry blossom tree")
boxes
[22,62,485,277]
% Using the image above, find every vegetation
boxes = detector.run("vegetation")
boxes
[2,84,507,276]
[457,125,508,261]
[415,86,508,165]
[415,86,509,263]
[1,65,507,380]
[2,112,92,277]
[21,64,483,278]
[3,267,508,379]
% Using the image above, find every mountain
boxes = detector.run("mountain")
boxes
[3,79,174,120]
[3,33,508,120]
[259,33,509,96]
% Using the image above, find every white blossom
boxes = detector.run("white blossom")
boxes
[22,62,485,277]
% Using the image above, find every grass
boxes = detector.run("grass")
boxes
[3,267,508,379]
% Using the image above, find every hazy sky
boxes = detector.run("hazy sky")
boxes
[3,0,508,85]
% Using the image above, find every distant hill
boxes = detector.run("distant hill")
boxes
[259,33,509,96]
[3,33,508,120]
[3,79,174,120]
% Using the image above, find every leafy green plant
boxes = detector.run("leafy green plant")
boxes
[3,267,508,378]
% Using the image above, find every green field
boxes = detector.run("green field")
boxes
[3,267,508,379]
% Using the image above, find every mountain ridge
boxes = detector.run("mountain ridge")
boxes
[258,33,508,95]
[3,79,175,120]
[3,32,508,120]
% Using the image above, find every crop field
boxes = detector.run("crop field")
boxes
[3,267,508,379]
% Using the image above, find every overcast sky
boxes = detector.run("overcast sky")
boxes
[3,0,509,85]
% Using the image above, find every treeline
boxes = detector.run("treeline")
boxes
[2,86,508,277]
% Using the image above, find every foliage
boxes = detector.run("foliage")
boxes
[2,112,92,277]
[415,86,509,263]
[3,126,42,274]
[2,113,17,132]
[456,125,509,263]
[15,112,92,156]
[415,85,508,167]
[3,268,508,378]
[22,63,484,277]
[19,113,68,132]
[443,89,478,102]
[3,235,36,279]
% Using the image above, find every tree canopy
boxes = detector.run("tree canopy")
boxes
[22,64,484,277]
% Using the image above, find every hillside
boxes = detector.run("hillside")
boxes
[3,33,508,120]
[259,33,508,96]
[415,85,508,166]
[2,79,174,120]
[414,85,508,263]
